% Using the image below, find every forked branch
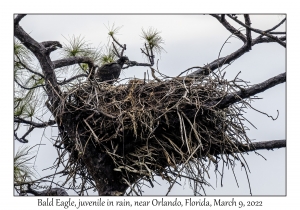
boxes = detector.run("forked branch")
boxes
[227,14,286,48]
[14,15,62,109]
[189,15,286,77]
[211,14,247,43]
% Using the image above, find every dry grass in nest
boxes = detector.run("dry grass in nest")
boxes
[57,73,253,195]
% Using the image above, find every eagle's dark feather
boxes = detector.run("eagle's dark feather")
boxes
[96,56,129,84]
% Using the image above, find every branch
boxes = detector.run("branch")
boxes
[177,66,204,77]
[57,74,87,85]
[150,67,162,82]
[14,132,28,143]
[211,72,286,108]
[14,21,62,109]
[14,14,26,25]
[189,42,252,77]
[269,32,286,35]
[210,14,247,43]
[53,56,95,69]
[188,35,285,77]
[110,34,125,51]
[40,41,62,48]
[244,15,252,50]
[15,56,45,79]
[253,35,286,45]
[206,140,285,158]
[121,44,126,57]
[240,140,286,152]
[14,24,43,54]
[14,79,44,90]
[265,17,286,33]
[40,41,63,54]
[14,117,56,128]
[188,15,286,78]
[14,127,36,143]
[22,184,68,196]
[112,42,121,57]
[123,60,153,69]
[14,170,66,187]
[227,15,286,48]
[21,127,35,140]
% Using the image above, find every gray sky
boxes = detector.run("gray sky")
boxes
[14,14,286,196]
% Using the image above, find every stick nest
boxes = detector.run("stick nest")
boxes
[58,74,253,195]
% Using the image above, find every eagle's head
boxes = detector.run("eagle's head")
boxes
[117,56,129,67]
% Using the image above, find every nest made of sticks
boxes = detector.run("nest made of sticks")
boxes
[58,73,253,195]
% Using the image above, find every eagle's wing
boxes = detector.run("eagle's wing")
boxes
[96,62,122,83]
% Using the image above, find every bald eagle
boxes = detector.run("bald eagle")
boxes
[96,56,129,84]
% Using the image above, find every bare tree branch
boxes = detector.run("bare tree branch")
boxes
[14,79,44,90]
[188,34,285,77]
[53,56,95,69]
[40,41,62,48]
[189,43,252,77]
[14,14,26,25]
[209,140,285,157]
[244,15,252,50]
[21,184,68,196]
[269,32,286,34]
[14,24,43,54]
[112,42,121,57]
[227,14,286,48]
[123,60,153,69]
[14,117,56,128]
[211,72,286,108]
[239,140,286,152]
[20,127,35,140]
[265,17,286,33]
[110,34,124,49]
[177,66,204,77]
[210,14,247,43]
[14,127,35,143]
[40,41,63,54]
[57,74,87,85]
[15,56,45,79]
[253,35,286,45]
[188,15,286,78]
[14,20,62,109]
[14,132,28,143]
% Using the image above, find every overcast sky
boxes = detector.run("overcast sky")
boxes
[13,14,286,196]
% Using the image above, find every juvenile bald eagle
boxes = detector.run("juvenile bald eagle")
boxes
[96,56,129,84]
